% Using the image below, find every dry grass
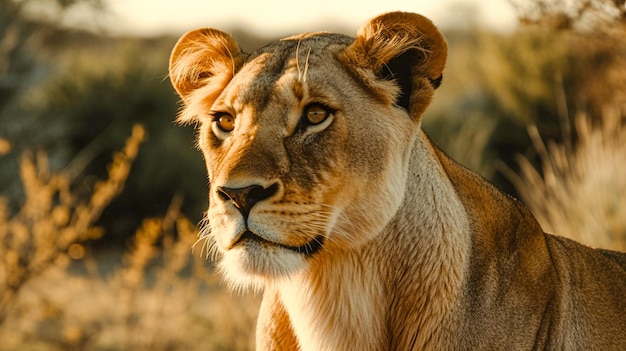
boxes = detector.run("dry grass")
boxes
[0,125,259,350]
[505,107,626,251]
[0,124,145,327]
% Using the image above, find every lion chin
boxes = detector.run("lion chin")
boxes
[217,230,325,289]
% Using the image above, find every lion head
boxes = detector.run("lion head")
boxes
[169,12,447,290]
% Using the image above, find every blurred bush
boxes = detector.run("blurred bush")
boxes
[25,38,208,243]
[425,20,626,195]
[505,109,626,251]
[1,0,207,245]
[0,124,144,327]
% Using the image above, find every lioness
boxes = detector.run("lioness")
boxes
[169,11,626,350]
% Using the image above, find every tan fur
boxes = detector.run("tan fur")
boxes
[169,12,626,350]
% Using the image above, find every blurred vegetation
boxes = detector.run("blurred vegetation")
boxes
[0,0,625,348]
[1,124,141,332]
[505,109,626,251]
[425,22,626,192]
[0,126,259,350]
[1,0,207,246]
[509,0,626,29]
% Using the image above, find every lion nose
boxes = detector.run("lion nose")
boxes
[217,183,279,220]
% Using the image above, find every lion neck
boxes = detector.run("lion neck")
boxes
[274,130,471,350]
[381,130,471,349]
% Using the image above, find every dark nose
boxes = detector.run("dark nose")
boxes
[217,183,279,220]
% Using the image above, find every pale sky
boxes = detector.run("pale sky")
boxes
[78,0,517,36]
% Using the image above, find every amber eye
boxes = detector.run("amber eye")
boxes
[214,113,235,133]
[304,104,330,125]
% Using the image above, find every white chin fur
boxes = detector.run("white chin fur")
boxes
[218,244,309,292]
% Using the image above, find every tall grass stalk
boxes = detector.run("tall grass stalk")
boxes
[505,107,626,251]
[0,124,146,327]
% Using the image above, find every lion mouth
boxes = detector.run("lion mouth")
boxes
[238,230,324,257]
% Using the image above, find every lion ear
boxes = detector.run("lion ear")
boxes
[342,12,447,118]
[169,28,244,118]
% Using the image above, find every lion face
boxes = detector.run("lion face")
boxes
[169,13,447,289]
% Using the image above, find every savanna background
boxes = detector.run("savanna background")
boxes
[0,0,625,349]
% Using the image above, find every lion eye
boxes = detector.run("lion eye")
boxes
[304,104,330,125]
[213,112,235,133]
